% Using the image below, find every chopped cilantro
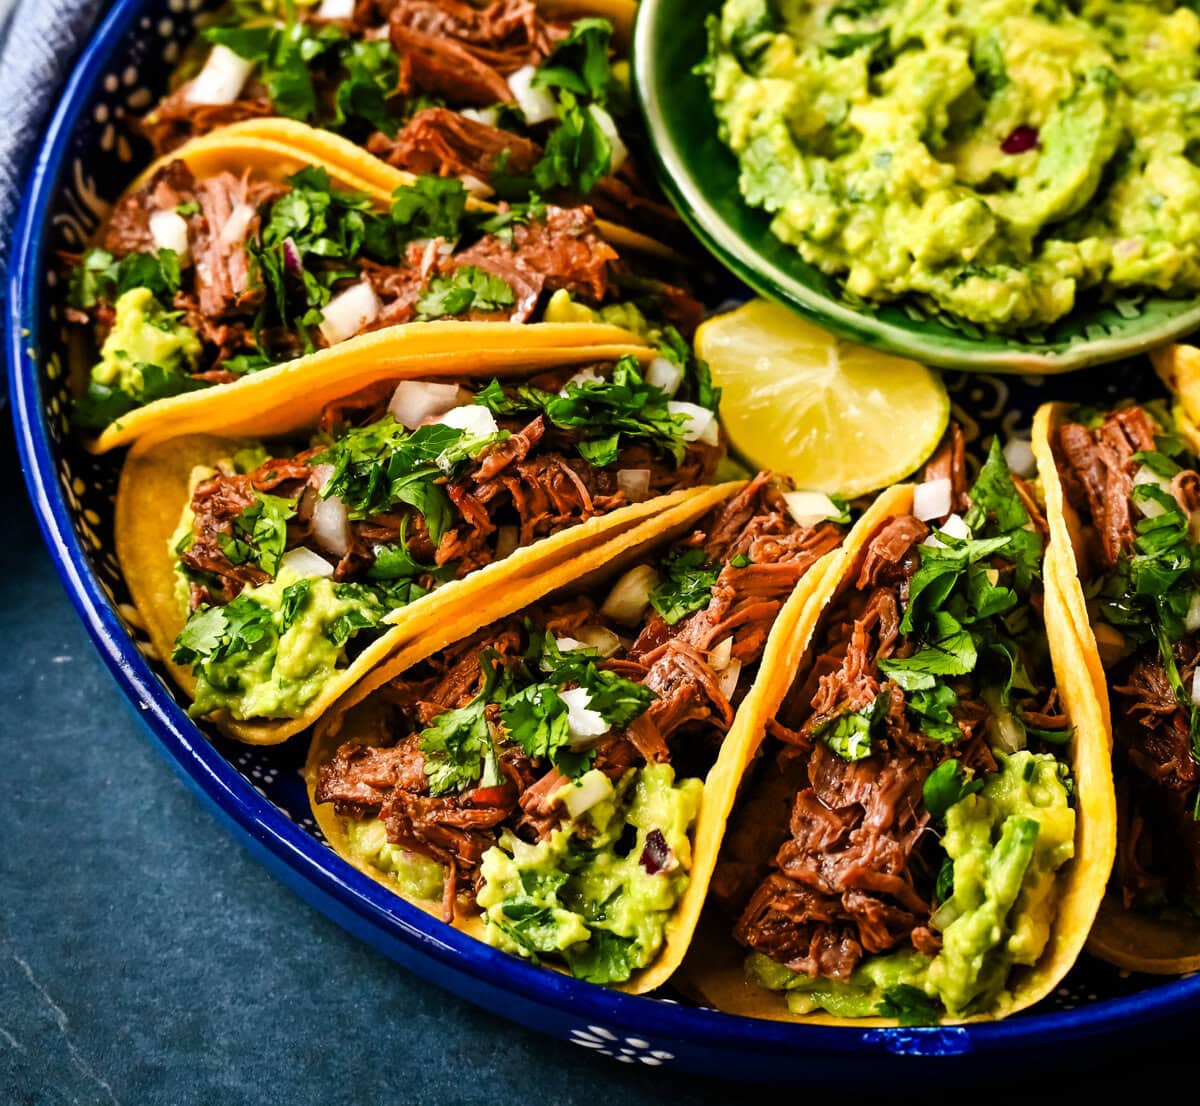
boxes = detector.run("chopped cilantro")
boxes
[649,548,719,625]
[414,266,516,320]
[532,17,615,103]
[922,758,983,820]
[68,247,181,310]
[878,984,942,1026]
[815,695,884,761]
[215,492,295,578]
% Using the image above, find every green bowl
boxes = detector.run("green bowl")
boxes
[631,0,1200,373]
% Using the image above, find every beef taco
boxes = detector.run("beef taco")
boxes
[137,0,682,248]
[681,432,1113,1023]
[306,471,854,991]
[68,128,696,449]
[117,350,731,744]
[1036,398,1200,973]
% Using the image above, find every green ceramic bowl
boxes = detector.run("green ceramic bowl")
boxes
[631,0,1200,373]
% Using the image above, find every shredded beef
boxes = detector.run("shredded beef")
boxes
[103,160,199,257]
[368,107,542,180]
[923,423,968,512]
[139,84,276,156]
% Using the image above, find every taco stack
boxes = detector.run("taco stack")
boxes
[1036,397,1200,973]
[306,471,854,990]
[680,432,1113,1024]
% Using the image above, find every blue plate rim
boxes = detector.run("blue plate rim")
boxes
[6,0,1200,1061]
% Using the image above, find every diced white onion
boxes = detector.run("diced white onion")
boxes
[460,106,501,127]
[989,704,1026,753]
[708,636,733,671]
[575,625,622,657]
[459,174,495,198]
[589,104,628,173]
[437,404,499,438]
[555,636,588,653]
[279,546,334,580]
[668,401,720,446]
[941,513,971,540]
[782,491,841,528]
[646,356,684,397]
[507,65,557,124]
[318,281,381,346]
[312,463,335,491]
[218,203,256,249]
[389,380,465,429]
[561,367,603,395]
[600,564,659,626]
[560,687,610,746]
[311,495,352,557]
[186,45,254,106]
[716,657,742,700]
[494,525,519,559]
[617,468,651,501]
[1188,593,1200,633]
[562,769,610,818]
[1192,668,1200,708]
[1003,436,1036,478]
[1134,464,1172,518]
[913,477,953,521]
[148,209,190,261]
[315,0,355,18]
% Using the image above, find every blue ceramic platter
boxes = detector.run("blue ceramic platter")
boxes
[6,0,1200,1083]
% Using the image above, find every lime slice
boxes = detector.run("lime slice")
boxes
[696,300,950,497]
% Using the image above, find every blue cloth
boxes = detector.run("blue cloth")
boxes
[0,0,106,275]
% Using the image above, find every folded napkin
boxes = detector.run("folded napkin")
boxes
[0,0,106,277]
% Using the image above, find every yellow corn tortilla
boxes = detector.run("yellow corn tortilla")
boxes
[305,479,846,995]
[1035,399,1200,974]
[96,328,650,453]
[677,483,1116,1023]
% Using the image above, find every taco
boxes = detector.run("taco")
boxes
[1036,397,1200,974]
[117,349,730,744]
[67,126,698,448]
[681,430,1114,1024]
[136,0,681,247]
[306,471,854,991]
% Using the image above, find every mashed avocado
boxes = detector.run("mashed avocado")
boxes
[179,567,384,721]
[748,750,1075,1019]
[91,287,202,401]
[344,817,447,902]
[706,0,1200,330]
[476,763,703,983]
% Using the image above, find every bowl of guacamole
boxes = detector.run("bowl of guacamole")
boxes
[633,0,1200,371]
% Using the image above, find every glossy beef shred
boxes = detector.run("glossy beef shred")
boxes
[178,371,720,611]
[1055,406,1200,910]
[315,474,843,918]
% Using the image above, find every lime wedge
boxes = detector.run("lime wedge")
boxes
[697,300,950,497]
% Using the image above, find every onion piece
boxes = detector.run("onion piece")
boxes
[1003,436,1036,478]
[1188,593,1200,633]
[562,769,610,819]
[668,401,720,445]
[282,236,304,276]
[148,210,190,261]
[560,688,609,746]
[985,687,1025,753]
[782,491,841,528]
[601,564,659,626]
[589,104,628,173]
[575,625,622,657]
[218,203,256,249]
[507,65,557,124]
[617,468,651,502]
[437,405,499,438]
[186,45,255,106]
[646,356,683,397]
[1134,464,1173,518]
[279,546,334,580]
[318,281,381,346]
[716,657,742,700]
[708,636,734,672]
[460,174,494,198]
[389,380,465,429]
[494,525,519,559]
[941,513,971,540]
[561,367,603,395]
[315,0,355,18]
[1191,668,1200,709]
[913,477,952,521]
[311,495,352,557]
[460,106,501,127]
[555,636,588,653]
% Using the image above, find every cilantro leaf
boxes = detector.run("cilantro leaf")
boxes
[532,17,614,102]
[922,758,983,820]
[215,492,296,578]
[878,984,942,1027]
[649,548,718,625]
[415,266,515,320]
[390,176,468,242]
[815,695,884,761]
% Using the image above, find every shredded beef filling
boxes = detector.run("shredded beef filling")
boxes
[731,513,1011,982]
[315,475,842,915]
[1055,406,1200,910]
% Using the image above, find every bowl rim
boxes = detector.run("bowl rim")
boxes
[630,0,1200,374]
[7,0,1200,1061]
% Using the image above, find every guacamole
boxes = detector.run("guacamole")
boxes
[477,763,704,983]
[706,0,1200,330]
[748,750,1075,1020]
